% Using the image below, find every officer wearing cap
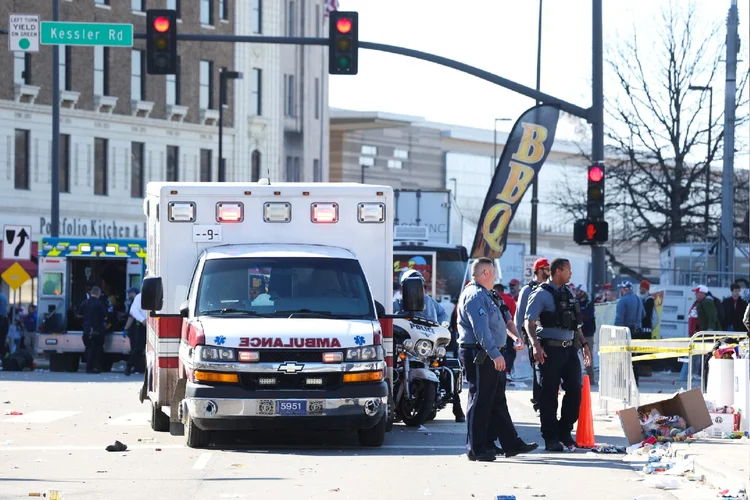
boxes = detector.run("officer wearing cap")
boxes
[458,257,538,461]
[524,258,592,452]
[515,257,551,412]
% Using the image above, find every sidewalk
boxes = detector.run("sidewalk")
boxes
[592,371,750,498]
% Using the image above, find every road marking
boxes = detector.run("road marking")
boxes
[0,410,80,423]
[106,412,151,426]
[0,444,185,452]
[193,452,213,470]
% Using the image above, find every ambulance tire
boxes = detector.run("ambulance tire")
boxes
[50,353,79,372]
[151,402,170,432]
[357,414,386,447]
[385,386,394,432]
[186,415,211,448]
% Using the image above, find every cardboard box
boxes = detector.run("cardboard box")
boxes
[619,387,713,445]
[701,412,737,438]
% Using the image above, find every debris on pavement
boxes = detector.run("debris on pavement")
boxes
[105,440,127,452]
[5,410,23,415]
[590,444,626,454]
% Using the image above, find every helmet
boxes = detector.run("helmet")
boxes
[400,269,424,285]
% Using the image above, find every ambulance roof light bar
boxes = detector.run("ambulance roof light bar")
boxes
[264,202,292,223]
[311,203,338,223]
[216,202,244,223]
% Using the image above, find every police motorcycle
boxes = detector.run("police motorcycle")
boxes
[392,315,458,426]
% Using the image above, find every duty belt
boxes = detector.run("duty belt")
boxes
[540,338,575,348]
[459,343,506,352]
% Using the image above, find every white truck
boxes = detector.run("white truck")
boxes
[138,180,423,448]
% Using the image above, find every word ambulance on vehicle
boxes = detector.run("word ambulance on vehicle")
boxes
[138,181,423,448]
[35,237,146,372]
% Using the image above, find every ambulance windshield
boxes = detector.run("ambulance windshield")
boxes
[196,257,375,319]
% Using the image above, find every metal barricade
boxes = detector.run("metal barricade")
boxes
[687,331,749,392]
[598,325,640,412]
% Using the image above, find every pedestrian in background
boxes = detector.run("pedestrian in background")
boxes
[576,285,596,384]
[722,283,748,332]
[614,281,646,386]
[0,289,9,359]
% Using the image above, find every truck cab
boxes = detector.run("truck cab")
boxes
[35,237,146,372]
[139,181,421,448]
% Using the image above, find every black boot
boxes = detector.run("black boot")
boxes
[452,394,465,423]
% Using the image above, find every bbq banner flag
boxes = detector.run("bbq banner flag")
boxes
[470,104,560,259]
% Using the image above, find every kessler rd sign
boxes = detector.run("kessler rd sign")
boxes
[40,21,133,47]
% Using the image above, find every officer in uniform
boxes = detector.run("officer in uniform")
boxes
[515,258,551,412]
[76,286,109,374]
[457,257,538,461]
[524,258,592,452]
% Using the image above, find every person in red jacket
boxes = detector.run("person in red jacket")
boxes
[494,283,519,382]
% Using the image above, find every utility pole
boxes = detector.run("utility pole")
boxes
[218,69,242,182]
[51,0,60,237]
[590,0,606,296]
[720,0,739,283]
[530,0,543,255]
[688,85,713,238]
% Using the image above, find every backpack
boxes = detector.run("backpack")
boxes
[709,293,725,327]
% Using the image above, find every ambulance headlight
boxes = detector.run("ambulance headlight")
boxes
[415,340,433,357]
[311,203,338,223]
[264,202,292,223]
[357,202,385,223]
[198,346,236,362]
[216,202,244,222]
[345,346,382,361]
[168,201,196,222]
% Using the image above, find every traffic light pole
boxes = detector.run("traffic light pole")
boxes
[591,0,607,295]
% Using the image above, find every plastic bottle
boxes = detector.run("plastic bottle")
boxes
[28,490,64,499]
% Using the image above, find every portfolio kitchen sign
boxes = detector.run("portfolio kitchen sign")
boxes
[38,217,147,239]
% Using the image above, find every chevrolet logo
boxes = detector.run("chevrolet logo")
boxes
[277,361,305,374]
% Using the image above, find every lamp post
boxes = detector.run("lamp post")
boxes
[492,118,512,174]
[688,84,713,238]
[218,68,242,182]
[531,0,543,255]
[449,177,463,244]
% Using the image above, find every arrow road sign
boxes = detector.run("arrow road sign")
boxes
[2,225,32,261]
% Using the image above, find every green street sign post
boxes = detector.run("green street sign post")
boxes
[40,21,133,47]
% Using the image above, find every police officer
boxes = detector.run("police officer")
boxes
[457,257,538,461]
[524,258,592,452]
[123,287,146,376]
[77,286,108,374]
[515,258,550,412]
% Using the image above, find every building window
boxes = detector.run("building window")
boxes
[359,156,375,167]
[132,0,144,11]
[361,145,377,156]
[220,0,228,20]
[387,159,403,169]
[60,134,70,193]
[14,129,30,190]
[200,149,212,182]
[166,146,179,181]
[94,46,109,96]
[252,0,262,33]
[59,46,72,91]
[315,4,320,37]
[394,149,409,159]
[285,156,301,182]
[313,159,321,182]
[95,0,110,5]
[131,49,146,101]
[287,1,295,36]
[200,60,213,109]
[131,142,145,198]
[252,68,262,115]
[200,0,214,25]
[14,53,32,85]
[251,150,261,181]
[314,78,319,120]
[166,56,181,105]
[167,0,181,17]
[94,138,108,196]
[284,74,295,117]
[294,157,301,182]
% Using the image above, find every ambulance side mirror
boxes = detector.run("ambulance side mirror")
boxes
[374,300,386,318]
[141,277,164,311]
[401,277,425,313]
[180,301,189,318]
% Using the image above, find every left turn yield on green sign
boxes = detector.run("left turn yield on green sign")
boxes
[8,14,40,52]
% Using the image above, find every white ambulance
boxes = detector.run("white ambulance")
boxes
[138,180,423,448]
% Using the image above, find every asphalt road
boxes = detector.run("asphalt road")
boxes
[0,370,719,500]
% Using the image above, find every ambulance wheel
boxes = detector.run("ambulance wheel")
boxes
[50,353,68,372]
[65,354,80,373]
[99,357,114,373]
[358,414,386,447]
[151,402,170,432]
[186,415,210,448]
[427,410,437,421]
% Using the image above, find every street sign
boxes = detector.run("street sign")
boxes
[8,14,40,52]
[523,255,539,282]
[1,262,31,291]
[40,21,134,47]
[3,225,32,261]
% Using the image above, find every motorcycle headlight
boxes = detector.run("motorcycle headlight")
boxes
[436,346,447,358]
[403,340,415,351]
[415,339,433,357]
[346,346,382,361]
[199,346,236,362]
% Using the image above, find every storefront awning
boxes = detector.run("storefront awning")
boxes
[0,242,39,277]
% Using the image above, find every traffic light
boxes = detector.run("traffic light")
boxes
[587,163,605,220]
[146,9,177,75]
[328,11,359,75]
[574,219,609,245]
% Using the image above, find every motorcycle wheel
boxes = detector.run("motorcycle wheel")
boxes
[427,410,437,421]
[399,380,437,427]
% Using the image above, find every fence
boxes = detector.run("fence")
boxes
[598,325,640,412]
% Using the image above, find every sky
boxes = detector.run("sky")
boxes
[328,0,750,153]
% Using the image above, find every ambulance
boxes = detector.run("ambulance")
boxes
[138,181,422,448]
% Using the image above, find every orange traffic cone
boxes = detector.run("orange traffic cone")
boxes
[576,374,596,448]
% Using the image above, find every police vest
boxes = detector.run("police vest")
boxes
[489,290,510,317]
[538,283,579,331]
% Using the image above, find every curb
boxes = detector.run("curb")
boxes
[673,445,750,495]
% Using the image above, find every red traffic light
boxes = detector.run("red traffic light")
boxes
[586,223,597,240]
[588,166,604,183]
[153,16,170,33]
[336,18,353,34]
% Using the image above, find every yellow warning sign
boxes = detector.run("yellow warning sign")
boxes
[1,262,31,290]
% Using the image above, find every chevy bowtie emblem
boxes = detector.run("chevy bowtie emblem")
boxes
[278,361,305,374]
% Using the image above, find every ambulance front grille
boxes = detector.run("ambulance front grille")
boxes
[258,350,339,363]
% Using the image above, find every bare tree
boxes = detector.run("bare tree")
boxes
[555,2,749,249]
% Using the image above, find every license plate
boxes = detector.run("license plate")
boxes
[276,400,307,416]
